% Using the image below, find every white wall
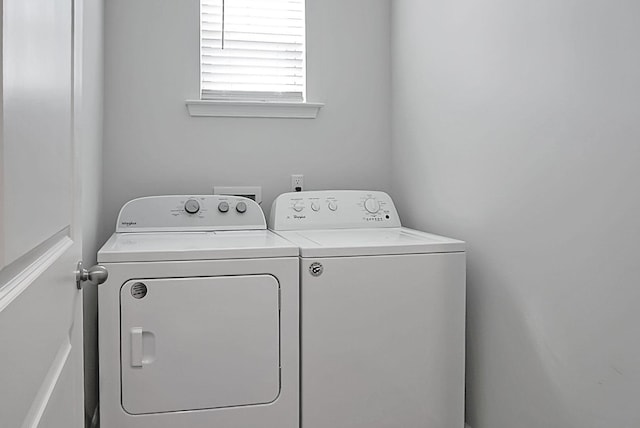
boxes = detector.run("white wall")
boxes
[80,0,104,424]
[392,1,640,428]
[102,0,392,241]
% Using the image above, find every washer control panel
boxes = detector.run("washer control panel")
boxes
[269,190,401,231]
[116,195,266,232]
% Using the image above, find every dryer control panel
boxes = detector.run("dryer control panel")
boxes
[116,195,266,232]
[269,190,401,231]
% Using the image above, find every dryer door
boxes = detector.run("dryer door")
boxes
[120,275,281,415]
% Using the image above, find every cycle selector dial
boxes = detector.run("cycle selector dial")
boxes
[184,199,200,214]
[364,198,380,214]
[292,202,304,212]
[328,201,338,211]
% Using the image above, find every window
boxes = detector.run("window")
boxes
[200,0,306,102]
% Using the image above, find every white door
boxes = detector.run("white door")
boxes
[0,0,86,427]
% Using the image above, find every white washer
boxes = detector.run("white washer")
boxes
[270,190,466,428]
[98,195,299,428]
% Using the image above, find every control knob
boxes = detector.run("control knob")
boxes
[328,201,338,211]
[218,201,230,213]
[236,201,247,214]
[184,199,200,214]
[364,198,380,214]
[292,202,304,213]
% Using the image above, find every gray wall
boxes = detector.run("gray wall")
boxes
[392,1,640,427]
[80,0,104,424]
[102,0,392,242]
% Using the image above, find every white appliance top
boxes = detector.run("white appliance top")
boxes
[275,228,464,257]
[270,191,465,257]
[99,196,297,262]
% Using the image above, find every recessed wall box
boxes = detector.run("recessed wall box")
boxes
[214,186,262,204]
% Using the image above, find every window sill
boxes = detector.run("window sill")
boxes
[185,100,324,119]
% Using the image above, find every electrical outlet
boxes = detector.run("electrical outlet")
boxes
[291,174,304,192]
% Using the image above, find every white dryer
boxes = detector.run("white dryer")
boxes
[98,195,299,428]
[270,190,466,428]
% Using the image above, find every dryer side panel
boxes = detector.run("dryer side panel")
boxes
[120,275,280,415]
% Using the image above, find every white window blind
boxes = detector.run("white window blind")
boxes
[200,0,306,102]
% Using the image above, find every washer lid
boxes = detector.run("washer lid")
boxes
[274,228,465,257]
[98,230,298,263]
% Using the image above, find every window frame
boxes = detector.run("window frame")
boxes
[187,0,323,118]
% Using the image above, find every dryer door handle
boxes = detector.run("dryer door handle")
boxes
[131,328,143,367]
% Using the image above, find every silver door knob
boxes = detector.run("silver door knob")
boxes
[76,261,108,289]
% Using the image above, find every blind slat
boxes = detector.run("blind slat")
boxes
[203,57,302,68]
[201,0,306,102]
[202,48,303,59]
[203,7,303,18]
[203,39,303,53]
[202,24,305,35]
[203,74,304,84]
[202,31,304,44]
[203,84,303,92]
[201,89,303,102]
[203,65,303,75]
